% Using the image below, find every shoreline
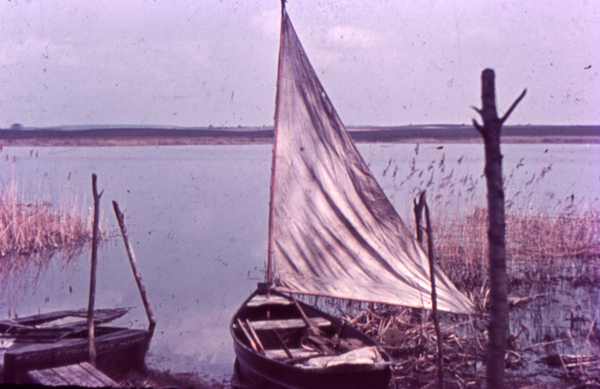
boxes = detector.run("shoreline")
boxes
[1,125,598,147]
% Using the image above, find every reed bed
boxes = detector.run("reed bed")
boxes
[0,174,96,307]
[435,207,600,291]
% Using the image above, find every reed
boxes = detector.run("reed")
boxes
[435,207,600,291]
[387,146,600,290]
[0,172,97,307]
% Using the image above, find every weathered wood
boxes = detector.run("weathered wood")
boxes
[27,362,117,387]
[292,296,322,336]
[0,309,130,339]
[4,328,151,383]
[58,364,106,386]
[472,69,526,389]
[246,319,266,354]
[232,289,392,389]
[413,191,426,244]
[274,329,294,359]
[247,294,293,307]
[112,201,157,331]
[5,308,129,327]
[237,318,259,352]
[88,174,104,366]
[79,361,119,386]
[27,368,68,386]
[264,348,320,360]
[249,317,331,331]
[424,200,444,389]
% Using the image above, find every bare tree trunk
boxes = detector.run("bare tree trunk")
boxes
[472,69,526,389]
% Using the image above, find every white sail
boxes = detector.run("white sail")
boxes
[268,9,474,314]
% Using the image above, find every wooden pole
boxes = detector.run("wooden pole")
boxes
[413,191,426,244]
[472,69,526,389]
[112,201,157,331]
[87,174,103,366]
[424,199,444,389]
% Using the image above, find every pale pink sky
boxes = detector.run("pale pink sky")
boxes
[0,0,598,128]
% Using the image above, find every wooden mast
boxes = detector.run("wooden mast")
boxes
[266,0,287,285]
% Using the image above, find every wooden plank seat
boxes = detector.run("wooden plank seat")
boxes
[27,362,117,387]
[248,317,331,331]
[246,294,293,307]
[264,348,320,360]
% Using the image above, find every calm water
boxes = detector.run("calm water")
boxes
[0,143,598,379]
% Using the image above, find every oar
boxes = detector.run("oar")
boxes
[245,319,266,354]
[291,296,336,355]
[291,296,320,335]
[236,318,261,354]
[274,329,293,359]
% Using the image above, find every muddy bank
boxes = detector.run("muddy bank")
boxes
[1,125,598,147]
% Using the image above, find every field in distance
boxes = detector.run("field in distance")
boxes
[1,124,598,146]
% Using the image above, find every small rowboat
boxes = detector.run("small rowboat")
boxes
[1,308,152,384]
[231,286,392,389]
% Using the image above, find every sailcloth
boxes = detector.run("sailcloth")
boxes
[268,9,474,314]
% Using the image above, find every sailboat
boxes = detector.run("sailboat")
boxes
[230,4,474,389]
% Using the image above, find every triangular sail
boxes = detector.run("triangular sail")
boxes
[268,8,474,314]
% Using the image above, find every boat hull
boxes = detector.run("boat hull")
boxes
[231,289,392,389]
[3,326,152,384]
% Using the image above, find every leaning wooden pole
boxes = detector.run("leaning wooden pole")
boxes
[112,201,157,331]
[423,195,444,389]
[87,174,103,366]
[413,191,426,244]
[472,69,526,389]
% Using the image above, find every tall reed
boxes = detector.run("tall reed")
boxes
[0,164,96,308]
[382,144,600,291]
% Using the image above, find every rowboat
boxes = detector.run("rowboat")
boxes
[231,3,474,388]
[1,308,152,384]
[232,286,392,389]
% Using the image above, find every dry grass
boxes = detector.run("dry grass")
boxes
[0,171,96,307]
[435,208,600,291]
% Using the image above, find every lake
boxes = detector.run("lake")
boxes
[0,142,598,380]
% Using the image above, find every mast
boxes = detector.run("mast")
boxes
[266,1,287,285]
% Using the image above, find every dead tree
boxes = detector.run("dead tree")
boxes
[472,69,526,389]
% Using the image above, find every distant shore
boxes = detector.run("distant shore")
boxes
[1,125,598,147]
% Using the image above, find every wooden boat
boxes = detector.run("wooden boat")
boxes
[231,3,475,388]
[232,286,392,389]
[1,308,152,384]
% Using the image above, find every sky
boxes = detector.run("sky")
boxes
[0,0,598,129]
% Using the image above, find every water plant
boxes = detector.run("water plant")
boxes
[0,163,96,308]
